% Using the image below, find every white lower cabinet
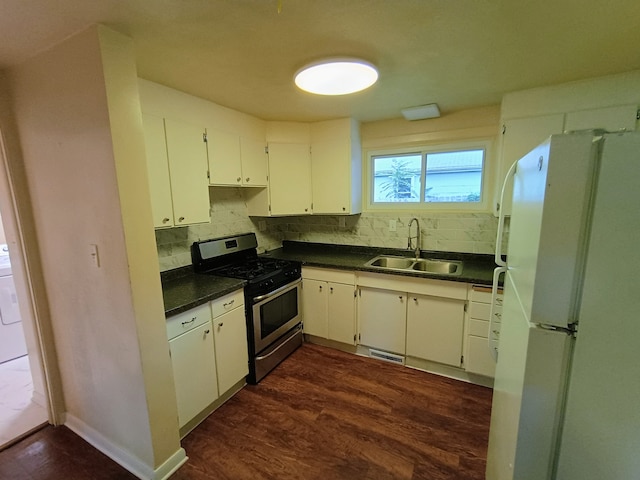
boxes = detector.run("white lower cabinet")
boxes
[168,317,218,429]
[465,285,503,377]
[302,268,356,345]
[358,287,407,354]
[212,292,249,394]
[166,289,247,430]
[406,294,465,367]
[356,273,468,363]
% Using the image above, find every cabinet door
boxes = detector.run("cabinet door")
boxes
[212,306,249,394]
[240,137,268,186]
[142,114,174,228]
[564,105,638,133]
[497,114,565,215]
[466,336,497,377]
[169,321,218,428]
[164,118,211,225]
[358,287,406,355]
[327,282,356,345]
[302,279,328,338]
[267,143,312,215]
[311,139,350,214]
[406,294,465,367]
[207,129,242,186]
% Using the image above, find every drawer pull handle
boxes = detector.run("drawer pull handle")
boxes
[223,300,235,307]
[182,317,196,326]
[495,312,502,319]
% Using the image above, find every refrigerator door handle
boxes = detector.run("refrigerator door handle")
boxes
[495,160,518,267]
[489,266,507,361]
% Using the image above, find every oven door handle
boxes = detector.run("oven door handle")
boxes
[252,277,302,303]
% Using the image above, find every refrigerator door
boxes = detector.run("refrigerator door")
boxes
[508,133,598,330]
[554,132,640,479]
[486,271,573,480]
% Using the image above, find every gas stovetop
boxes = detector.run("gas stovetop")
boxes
[191,233,301,294]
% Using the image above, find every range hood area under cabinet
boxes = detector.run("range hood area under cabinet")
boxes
[246,118,362,217]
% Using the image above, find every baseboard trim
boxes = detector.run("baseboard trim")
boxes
[64,413,187,480]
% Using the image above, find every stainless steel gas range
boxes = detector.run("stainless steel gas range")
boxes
[191,233,302,384]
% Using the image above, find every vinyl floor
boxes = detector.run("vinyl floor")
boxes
[0,343,493,479]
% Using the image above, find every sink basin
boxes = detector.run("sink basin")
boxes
[365,255,463,276]
[368,256,415,269]
[412,259,462,275]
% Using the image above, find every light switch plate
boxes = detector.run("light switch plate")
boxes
[389,220,397,232]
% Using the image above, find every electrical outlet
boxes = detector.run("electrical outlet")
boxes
[389,219,397,232]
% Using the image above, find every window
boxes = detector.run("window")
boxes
[368,141,490,210]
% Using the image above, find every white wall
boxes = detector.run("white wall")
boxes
[7,25,183,477]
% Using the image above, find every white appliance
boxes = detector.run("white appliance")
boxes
[486,131,640,480]
[0,244,28,364]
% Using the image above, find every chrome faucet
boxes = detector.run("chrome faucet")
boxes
[408,217,421,259]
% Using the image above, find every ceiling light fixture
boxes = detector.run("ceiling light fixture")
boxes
[294,58,378,96]
[401,103,441,121]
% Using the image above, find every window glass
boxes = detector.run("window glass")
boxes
[369,143,488,209]
[372,154,422,203]
[424,149,484,203]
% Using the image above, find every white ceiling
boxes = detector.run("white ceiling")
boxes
[2,0,640,123]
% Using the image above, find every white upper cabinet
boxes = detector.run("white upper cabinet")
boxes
[246,118,362,217]
[496,74,640,217]
[267,142,312,215]
[239,136,268,187]
[142,114,210,228]
[495,114,565,216]
[207,129,268,187]
[164,118,211,226]
[142,114,174,228]
[310,118,362,215]
[207,129,242,186]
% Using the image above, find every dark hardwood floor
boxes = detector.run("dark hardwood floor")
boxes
[0,343,492,479]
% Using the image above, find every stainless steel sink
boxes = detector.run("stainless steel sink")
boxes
[368,256,415,269]
[365,255,463,276]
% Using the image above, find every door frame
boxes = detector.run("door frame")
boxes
[0,125,64,425]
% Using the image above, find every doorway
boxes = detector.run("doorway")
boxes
[0,222,47,450]
[0,126,52,450]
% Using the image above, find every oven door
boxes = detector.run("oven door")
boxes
[252,278,302,354]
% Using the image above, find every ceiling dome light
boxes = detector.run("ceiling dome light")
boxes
[294,59,378,95]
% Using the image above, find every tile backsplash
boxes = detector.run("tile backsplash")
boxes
[155,188,500,271]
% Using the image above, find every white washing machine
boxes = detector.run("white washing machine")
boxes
[0,244,28,364]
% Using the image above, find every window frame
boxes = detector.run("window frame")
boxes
[364,139,494,212]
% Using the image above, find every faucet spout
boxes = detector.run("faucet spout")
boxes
[408,217,421,259]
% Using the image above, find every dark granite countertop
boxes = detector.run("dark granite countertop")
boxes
[262,240,498,286]
[161,266,246,317]
[160,241,499,317]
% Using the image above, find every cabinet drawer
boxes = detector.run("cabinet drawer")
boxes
[471,286,504,304]
[211,289,245,318]
[167,303,211,340]
[302,267,355,285]
[466,335,496,377]
[469,318,490,338]
[469,301,503,321]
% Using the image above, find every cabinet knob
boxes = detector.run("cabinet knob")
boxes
[399,296,404,302]
[304,208,308,212]
[246,177,250,182]
[413,297,417,303]
[162,217,170,224]
[178,216,185,222]
[319,285,322,291]
[330,287,333,293]
[342,207,346,211]
[237,177,241,182]
[218,322,224,328]
[204,329,210,335]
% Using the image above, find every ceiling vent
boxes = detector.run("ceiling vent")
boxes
[401,103,441,121]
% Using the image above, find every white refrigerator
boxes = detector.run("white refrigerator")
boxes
[485,131,640,480]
